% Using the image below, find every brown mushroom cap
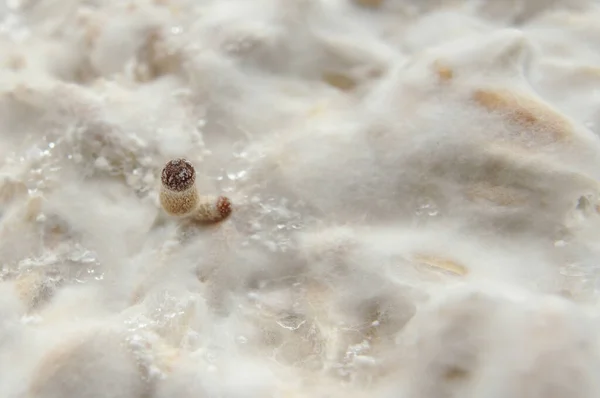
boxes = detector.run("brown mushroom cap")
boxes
[161,158,196,192]
[216,196,232,219]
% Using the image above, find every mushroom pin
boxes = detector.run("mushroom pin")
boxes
[160,158,232,223]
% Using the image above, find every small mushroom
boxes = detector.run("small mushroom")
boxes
[159,158,232,223]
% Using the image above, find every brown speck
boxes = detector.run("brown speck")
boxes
[444,366,469,381]
[8,54,26,71]
[434,61,453,82]
[161,158,195,192]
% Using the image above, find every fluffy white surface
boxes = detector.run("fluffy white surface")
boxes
[2,0,600,397]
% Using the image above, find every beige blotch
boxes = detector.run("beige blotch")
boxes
[322,71,357,91]
[412,254,469,276]
[353,0,385,8]
[465,182,530,207]
[434,60,454,82]
[473,89,573,144]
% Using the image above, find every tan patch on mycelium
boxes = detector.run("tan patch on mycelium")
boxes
[29,329,149,397]
[465,182,530,207]
[307,101,329,118]
[444,366,470,381]
[14,271,60,311]
[434,60,454,83]
[576,66,600,79]
[0,178,27,206]
[412,254,468,276]
[15,272,40,309]
[353,0,385,8]
[29,339,81,396]
[322,71,357,91]
[473,89,573,144]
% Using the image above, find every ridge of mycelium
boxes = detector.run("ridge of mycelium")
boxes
[3,1,600,397]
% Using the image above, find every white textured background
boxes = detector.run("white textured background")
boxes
[2,0,600,397]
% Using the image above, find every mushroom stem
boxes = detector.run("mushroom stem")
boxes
[160,187,199,216]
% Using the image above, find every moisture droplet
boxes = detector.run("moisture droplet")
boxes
[226,170,247,181]
[559,263,587,277]
[276,314,306,331]
[236,335,248,344]
[69,246,98,264]
[415,197,439,217]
